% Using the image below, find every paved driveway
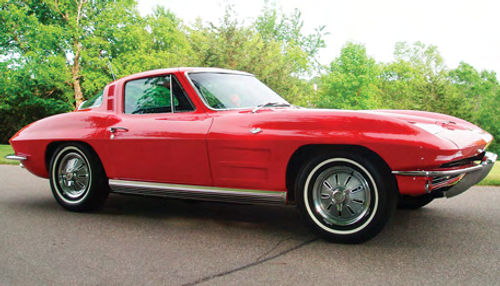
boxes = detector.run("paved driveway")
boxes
[1,165,499,285]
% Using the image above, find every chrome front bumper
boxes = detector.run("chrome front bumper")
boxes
[393,152,497,197]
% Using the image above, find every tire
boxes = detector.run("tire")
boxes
[49,143,109,211]
[295,151,397,243]
[398,194,433,209]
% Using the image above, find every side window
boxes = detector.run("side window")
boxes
[124,75,194,114]
[124,75,172,114]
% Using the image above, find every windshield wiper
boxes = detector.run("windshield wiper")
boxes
[252,102,292,113]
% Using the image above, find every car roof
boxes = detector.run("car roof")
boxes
[115,67,253,83]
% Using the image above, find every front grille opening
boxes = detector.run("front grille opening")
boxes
[440,152,485,168]
[432,175,462,185]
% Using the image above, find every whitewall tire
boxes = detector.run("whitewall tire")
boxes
[49,143,109,211]
[296,150,397,243]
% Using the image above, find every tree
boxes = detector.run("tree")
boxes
[0,0,140,143]
[255,1,326,76]
[316,42,382,109]
[379,41,460,114]
[0,1,74,142]
[449,63,500,153]
[82,5,197,95]
[187,4,325,105]
[0,0,141,108]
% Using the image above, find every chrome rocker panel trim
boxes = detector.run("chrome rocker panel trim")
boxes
[108,179,287,205]
[392,152,497,198]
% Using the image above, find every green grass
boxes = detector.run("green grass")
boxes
[479,161,500,186]
[0,143,498,185]
[0,144,18,165]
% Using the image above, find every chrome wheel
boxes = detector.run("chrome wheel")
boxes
[50,144,109,211]
[312,165,371,226]
[53,148,91,203]
[298,152,396,243]
[57,152,90,199]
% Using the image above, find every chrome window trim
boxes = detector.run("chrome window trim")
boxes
[169,74,174,114]
[171,74,196,112]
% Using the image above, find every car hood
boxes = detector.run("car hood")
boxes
[364,109,493,150]
[251,107,493,152]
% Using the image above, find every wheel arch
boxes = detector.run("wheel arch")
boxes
[285,144,398,203]
[45,141,105,176]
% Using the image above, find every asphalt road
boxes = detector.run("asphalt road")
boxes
[1,165,499,286]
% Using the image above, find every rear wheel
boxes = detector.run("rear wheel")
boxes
[398,194,434,209]
[49,143,109,211]
[296,151,397,243]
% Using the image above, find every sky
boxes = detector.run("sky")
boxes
[137,0,500,77]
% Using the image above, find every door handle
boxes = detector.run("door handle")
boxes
[108,126,128,139]
[108,126,129,133]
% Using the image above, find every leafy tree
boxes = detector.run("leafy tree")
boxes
[255,1,326,75]
[187,5,325,105]
[0,1,74,142]
[316,42,382,109]
[379,41,455,113]
[449,63,500,153]
[108,7,197,77]
[0,0,145,106]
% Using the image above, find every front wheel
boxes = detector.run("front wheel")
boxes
[49,143,109,211]
[296,151,397,243]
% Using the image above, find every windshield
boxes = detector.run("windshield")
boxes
[188,73,288,110]
[79,90,103,110]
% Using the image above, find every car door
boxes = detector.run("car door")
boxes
[105,73,213,186]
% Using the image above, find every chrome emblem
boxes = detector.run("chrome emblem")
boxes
[250,128,262,134]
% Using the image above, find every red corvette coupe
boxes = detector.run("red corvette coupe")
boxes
[6,67,497,243]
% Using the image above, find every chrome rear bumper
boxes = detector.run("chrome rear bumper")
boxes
[5,154,27,168]
[393,152,497,197]
[5,154,27,161]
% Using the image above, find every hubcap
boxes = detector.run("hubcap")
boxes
[312,166,371,226]
[332,190,346,203]
[57,152,90,200]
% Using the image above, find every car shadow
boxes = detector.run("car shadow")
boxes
[100,193,312,236]
[9,193,483,246]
